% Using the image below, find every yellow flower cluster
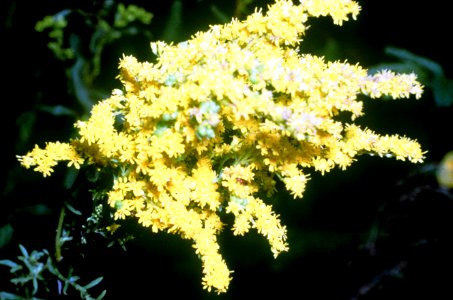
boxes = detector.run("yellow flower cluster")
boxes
[18,0,425,293]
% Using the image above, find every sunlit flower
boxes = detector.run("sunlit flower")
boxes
[18,0,424,293]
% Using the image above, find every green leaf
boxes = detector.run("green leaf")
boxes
[84,276,103,290]
[432,76,453,107]
[0,224,13,249]
[385,46,444,77]
[0,291,23,300]
[65,203,82,216]
[11,275,33,285]
[32,277,39,295]
[29,250,46,262]
[0,259,17,268]
[37,104,77,117]
[18,204,52,216]
[0,259,22,273]
[210,5,230,23]
[59,236,73,244]
[68,275,80,283]
[64,168,79,190]
[162,1,183,42]
[96,290,107,300]
[86,167,100,183]
[16,111,37,149]
[18,245,28,258]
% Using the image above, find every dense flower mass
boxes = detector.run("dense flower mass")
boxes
[18,0,425,293]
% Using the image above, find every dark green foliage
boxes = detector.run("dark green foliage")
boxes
[0,244,106,299]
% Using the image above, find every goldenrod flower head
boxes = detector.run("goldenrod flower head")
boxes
[18,0,425,293]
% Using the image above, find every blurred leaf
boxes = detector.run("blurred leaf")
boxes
[0,224,13,249]
[32,277,39,295]
[37,104,77,117]
[86,167,100,183]
[210,5,230,23]
[385,46,444,77]
[18,245,28,259]
[69,55,98,114]
[65,203,82,216]
[96,290,107,300]
[59,231,74,244]
[16,111,37,149]
[0,259,22,273]
[432,76,453,107]
[162,1,183,42]
[62,272,80,294]
[17,204,52,216]
[0,291,23,300]
[234,0,258,18]
[64,168,79,190]
[83,276,103,290]
[68,275,80,283]
[11,275,32,285]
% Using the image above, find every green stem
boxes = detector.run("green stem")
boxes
[55,206,65,262]
[234,0,242,18]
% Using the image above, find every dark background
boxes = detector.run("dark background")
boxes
[1,0,453,299]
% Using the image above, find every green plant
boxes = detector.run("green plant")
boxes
[0,233,105,300]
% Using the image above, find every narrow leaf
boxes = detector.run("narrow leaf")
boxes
[0,259,22,273]
[0,291,23,300]
[65,202,82,216]
[385,46,444,77]
[0,224,13,249]
[432,77,453,107]
[84,276,103,290]
[37,104,77,117]
[18,244,29,258]
[96,290,107,300]
[162,1,183,42]
[11,275,32,285]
